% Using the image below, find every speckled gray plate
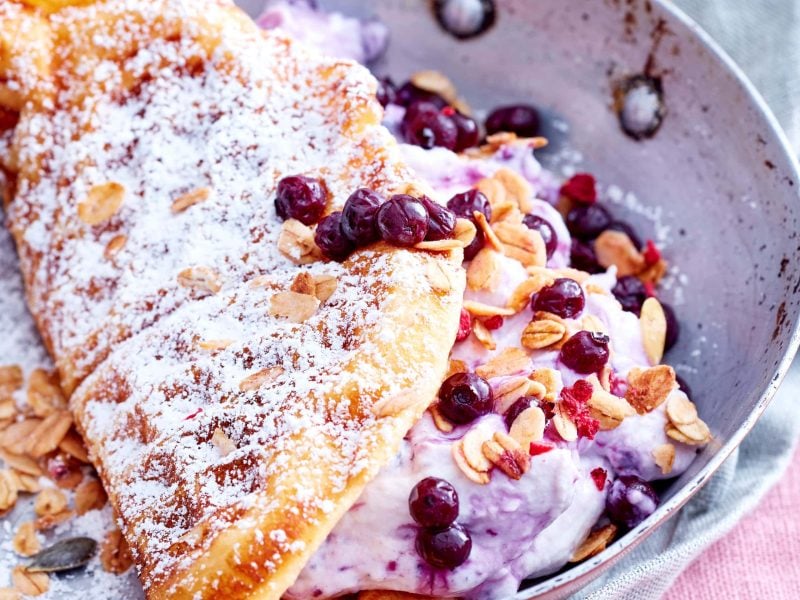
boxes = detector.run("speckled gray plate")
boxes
[239,0,800,597]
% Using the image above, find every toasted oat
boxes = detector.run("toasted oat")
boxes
[0,469,18,512]
[454,218,477,247]
[410,70,458,103]
[239,366,285,392]
[430,404,454,433]
[471,320,496,350]
[509,406,546,449]
[0,419,41,454]
[74,478,107,515]
[594,230,645,276]
[211,428,236,457]
[553,404,578,442]
[12,522,40,557]
[588,386,636,430]
[625,365,676,414]
[27,411,73,458]
[77,182,125,226]
[493,376,533,414]
[34,488,67,517]
[461,428,493,472]
[507,274,555,312]
[581,314,606,335]
[452,440,490,485]
[494,168,534,212]
[521,318,567,350]
[570,524,617,563]
[289,271,317,295]
[462,300,515,318]
[0,399,16,421]
[482,432,529,479]
[26,369,66,418]
[653,443,676,475]
[640,297,667,365]
[100,528,134,574]
[585,283,610,296]
[177,266,222,295]
[475,348,530,380]
[103,234,127,259]
[277,218,323,265]
[493,220,546,267]
[58,431,90,464]
[171,187,211,213]
[529,368,561,403]
[473,211,505,253]
[425,260,455,293]
[0,365,23,393]
[13,472,41,494]
[269,290,321,322]
[0,450,42,477]
[11,567,48,596]
[0,588,21,600]
[312,274,338,302]
[446,359,468,378]
[466,247,502,291]
[198,338,234,353]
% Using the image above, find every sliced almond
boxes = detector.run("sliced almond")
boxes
[509,406,546,449]
[666,424,702,445]
[11,567,48,596]
[493,220,546,267]
[452,440,490,485]
[58,430,90,463]
[625,365,676,414]
[521,318,566,350]
[507,274,555,312]
[553,403,578,442]
[0,469,18,511]
[430,404,454,433]
[666,393,699,426]
[12,522,40,557]
[462,300,515,318]
[177,266,222,295]
[290,271,317,295]
[77,182,125,226]
[466,247,502,292]
[425,260,455,293]
[570,524,617,562]
[0,449,43,477]
[27,411,72,458]
[585,283,610,296]
[672,418,712,444]
[475,176,508,209]
[454,218,477,247]
[475,348,530,380]
[530,368,561,403]
[472,319,496,350]
[171,187,210,213]
[653,443,676,475]
[211,428,236,457]
[0,418,42,454]
[34,487,67,517]
[493,376,532,414]
[278,218,323,265]
[640,297,667,365]
[587,386,636,423]
[100,528,134,574]
[313,274,338,302]
[269,290,320,322]
[239,365,285,392]
[494,167,534,212]
[198,338,234,353]
[74,477,107,515]
[0,365,23,392]
[461,428,493,472]
[482,432,529,479]
[594,230,645,276]
[414,239,464,252]
[103,234,127,259]
[410,70,458,103]
[473,211,505,253]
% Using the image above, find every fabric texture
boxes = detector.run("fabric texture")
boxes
[574,2,800,598]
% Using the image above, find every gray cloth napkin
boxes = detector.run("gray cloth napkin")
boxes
[576,2,800,598]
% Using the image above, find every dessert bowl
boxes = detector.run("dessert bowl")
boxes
[235,0,800,597]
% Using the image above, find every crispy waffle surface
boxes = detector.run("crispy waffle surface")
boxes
[0,1,466,598]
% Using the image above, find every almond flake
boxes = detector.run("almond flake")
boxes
[103,234,127,259]
[530,368,561,402]
[588,387,636,430]
[269,290,320,322]
[100,528,134,574]
[177,266,222,295]
[171,187,211,213]
[0,469,18,512]
[475,176,508,209]
[77,182,125,225]
[494,167,534,212]
[27,411,73,458]
[425,260,455,293]
[466,247,502,292]
[239,366,285,392]
[11,567,48,596]
[198,339,234,352]
[471,320,496,350]
[34,487,67,517]
[277,218,323,265]
[475,348,530,380]
[490,200,520,224]
[58,431,90,463]
[452,440,490,485]
[410,70,458,103]
[74,478,107,515]
[493,376,532,414]
[462,300,515,318]
[473,211,505,253]
[0,450,42,477]
[666,393,699,426]
[289,271,317,295]
[453,218,477,247]
[521,318,567,350]
[26,369,66,418]
[625,365,676,414]
[12,522,40,557]
[553,403,578,441]
[640,297,667,365]
[509,406,546,449]
[446,359,468,378]
[430,404,454,433]
[461,428,493,472]
[211,428,236,457]
[313,274,338,302]
[653,443,676,475]
[594,230,646,276]
[413,239,463,251]
[570,524,617,562]
[506,274,554,312]
[672,418,712,444]
[665,424,700,445]
[493,220,546,267]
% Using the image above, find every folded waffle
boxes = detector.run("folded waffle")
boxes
[0,1,465,598]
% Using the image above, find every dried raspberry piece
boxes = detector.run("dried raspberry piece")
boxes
[590,467,608,491]
[560,173,597,204]
[643,239,661,266]
[643,280,657,298]
[184,407,203,420]
[529,441,555,456]
[456,308,472,342]
[483,315,504,330]
[560,380,599,440]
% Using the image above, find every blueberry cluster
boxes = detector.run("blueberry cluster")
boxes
[409,477,472,570]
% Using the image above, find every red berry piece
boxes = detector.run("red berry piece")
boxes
[558,380,600,440]
[456,308,472,342]
[483,315,504,330]
[529,441,554,456]
[590,467,608,491]
[560,173,597,204]
[643,239,661,266]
